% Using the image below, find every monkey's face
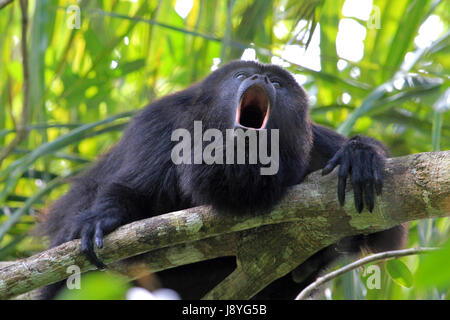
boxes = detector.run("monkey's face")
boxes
[201,61,310,138]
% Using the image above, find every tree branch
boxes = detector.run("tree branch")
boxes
[0,0,14,10]
[295,247,439,300]
[0,151,449,299]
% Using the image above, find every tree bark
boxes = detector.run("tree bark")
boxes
[0,151,449,299]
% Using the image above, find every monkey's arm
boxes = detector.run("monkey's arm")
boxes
[74,111,176,268]
[308,124,389,213]
[74,180,150,268]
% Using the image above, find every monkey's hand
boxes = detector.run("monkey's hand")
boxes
[73,209,124,269]
[321,135,386,213]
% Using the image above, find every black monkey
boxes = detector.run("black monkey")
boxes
[38,61,407,299]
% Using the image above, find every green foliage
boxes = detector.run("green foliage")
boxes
[386,260,414,288]
[0,0,448,299]
[416,240,450,290]
[55,272,130,300]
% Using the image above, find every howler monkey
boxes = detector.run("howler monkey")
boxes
[39,61,407,299]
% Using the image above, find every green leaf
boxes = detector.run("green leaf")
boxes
[382,0,432,80]
[416,241,450,289]
[386,259,414,288]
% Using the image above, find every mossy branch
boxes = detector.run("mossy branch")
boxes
[0,151,449,299]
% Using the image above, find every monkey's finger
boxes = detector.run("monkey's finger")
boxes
[372,156,384,196]
[353,181,364,213]
[81,224,106,270]
[95,216,123,249]
[351,152,364,213]
[337,156,350,206]
[364,179,375,213]
[322,148,344,176]
[364,182,374,212]
[95,221,104,249]
[362,153,375,212]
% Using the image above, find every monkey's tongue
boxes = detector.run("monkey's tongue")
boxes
[236,85,270,129]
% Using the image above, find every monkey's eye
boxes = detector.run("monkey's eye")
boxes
[271,79,282,88]
[235,72,249,80]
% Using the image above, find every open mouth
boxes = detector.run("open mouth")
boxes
[236,85,270,129]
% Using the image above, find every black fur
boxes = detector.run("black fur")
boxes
[38,61,406,299]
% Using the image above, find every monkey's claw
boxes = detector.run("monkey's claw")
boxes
[77,211,123,269]
[322,136,385,213]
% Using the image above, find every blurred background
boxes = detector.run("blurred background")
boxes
[0,0,449,299]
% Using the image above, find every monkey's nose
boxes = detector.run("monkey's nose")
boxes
[250,74,270,84]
